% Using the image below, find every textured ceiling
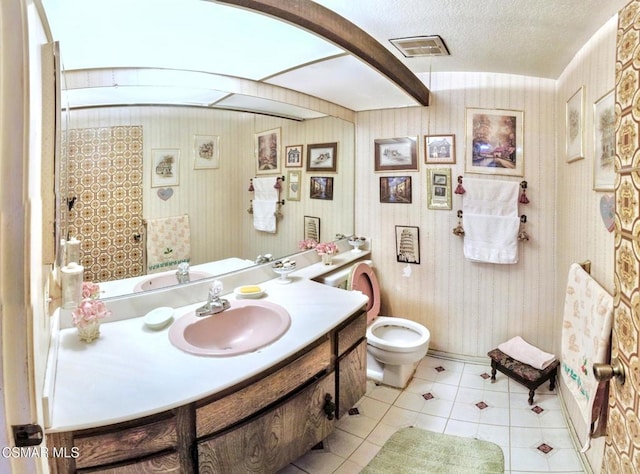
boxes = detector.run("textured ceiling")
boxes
[42,0,629,116]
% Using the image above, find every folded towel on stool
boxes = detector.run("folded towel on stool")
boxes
[498,336,556,370]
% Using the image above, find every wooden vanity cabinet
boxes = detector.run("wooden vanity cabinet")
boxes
[46,309,366,473]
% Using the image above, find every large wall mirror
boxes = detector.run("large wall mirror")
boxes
[57,105,355,298]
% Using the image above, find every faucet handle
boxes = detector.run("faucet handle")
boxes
[209,280,223,299]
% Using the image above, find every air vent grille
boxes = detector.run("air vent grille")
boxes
[390,35,450,57]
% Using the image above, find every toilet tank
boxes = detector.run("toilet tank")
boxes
[315,260,373,289]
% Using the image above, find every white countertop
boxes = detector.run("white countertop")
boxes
[46,253,370,433]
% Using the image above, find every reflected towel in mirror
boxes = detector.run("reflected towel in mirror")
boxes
[145,214,191,273]
[252,177,279,233]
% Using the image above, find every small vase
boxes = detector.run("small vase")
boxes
[322,253,333,265]
[76,320,101,343]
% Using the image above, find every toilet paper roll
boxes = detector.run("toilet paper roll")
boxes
[65,237,81,265]
[61,262,84,309]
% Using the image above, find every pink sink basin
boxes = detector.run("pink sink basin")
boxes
[168,300,291,357]
[134,271,212,292]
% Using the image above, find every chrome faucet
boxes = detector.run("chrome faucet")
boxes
[255,253,273,264]
[176,262,190,284]
[195,280,230,317]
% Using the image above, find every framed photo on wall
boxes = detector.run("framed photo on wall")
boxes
[307,142,337,172]
[379,176,412,203]
[285,144,303,168]
[566,86,585,162]
[424,134,455,164]
[593,89,615,191]
[465,107,524,177]
[255,128,281,174]
[286,170,301,201]
[151,148,180,187]
[304,216,320,242]
[374,137,418,171]
[193,135,220,169]
[395,225,420,264]
[426,168,452,210]
[310,176,334,200]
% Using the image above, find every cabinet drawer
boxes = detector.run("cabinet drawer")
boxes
[196,339,331,438]
[198,372,335,474]
[81,450,181,473]
[337,311,366,356]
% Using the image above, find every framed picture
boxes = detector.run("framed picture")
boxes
[304,216,320,241]
[566,86,585,162]
[593,89,615,191]
[374,137,418,171]
[193,135,220,169]
[255,128,281,174]
[424,134,456,164]
[310,176,334,200]
[151,148,180,187]
[285,144,303,168]
[427,168,452,210]
[287,170,301,201]
[379,176,412,203]
[395,225,420,264]
[307,142,337,172]
[465,107,524,177]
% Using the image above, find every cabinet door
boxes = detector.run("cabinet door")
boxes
[198,373,335,474]
[337,339,367,419]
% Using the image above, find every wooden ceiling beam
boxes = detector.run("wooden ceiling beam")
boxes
[215,0,430,106]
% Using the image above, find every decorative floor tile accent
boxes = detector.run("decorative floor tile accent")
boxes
[537,443,554,454]
[422,393,434,400]
[480,373,491,379]
[531,405,544,414]
[475,401,488,410]
[348,407,360,416]
[435,366,446,372]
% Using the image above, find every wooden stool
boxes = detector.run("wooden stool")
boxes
[487,348,560,405]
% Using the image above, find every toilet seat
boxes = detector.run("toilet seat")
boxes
[348,262,381,324]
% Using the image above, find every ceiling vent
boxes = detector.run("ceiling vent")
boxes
[389,35,450,57]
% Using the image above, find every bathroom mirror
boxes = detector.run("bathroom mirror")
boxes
[57,105,355,298]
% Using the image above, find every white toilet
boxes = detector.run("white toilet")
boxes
[320,261,430,388]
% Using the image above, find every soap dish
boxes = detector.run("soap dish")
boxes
[143,307,174,330]
[234,285,265,299]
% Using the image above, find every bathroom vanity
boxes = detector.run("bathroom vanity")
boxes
[45,248,370,473]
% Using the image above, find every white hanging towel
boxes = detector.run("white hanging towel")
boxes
[252,177,278,233]
[462,178,520,264]
[145,215,191,273]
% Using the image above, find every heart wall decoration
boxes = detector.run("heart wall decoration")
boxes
[599,194,615,233]
[157,188,174,201]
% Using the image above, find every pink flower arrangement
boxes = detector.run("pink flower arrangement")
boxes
[298,239,318,250]
[315,241,339,255]
[72,298,111,328]
[72,282,110,328]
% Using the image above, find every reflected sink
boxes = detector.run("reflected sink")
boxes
[134,271,212,292]
[168,300,291,356]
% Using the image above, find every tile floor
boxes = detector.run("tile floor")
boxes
[280,355,586,474]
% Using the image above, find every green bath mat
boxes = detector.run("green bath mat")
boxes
[362,427,504,474]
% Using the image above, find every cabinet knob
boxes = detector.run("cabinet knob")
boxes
[323,394,336,420]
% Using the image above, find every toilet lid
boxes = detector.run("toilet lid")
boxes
[348,262,380,324]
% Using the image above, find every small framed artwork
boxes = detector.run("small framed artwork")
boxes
[287,170,301,201]
[151,148,180,187]
[424,134,455,164]
[310,176,334,200]
[566,86,585,162]
[395,225,420,264]
[465,107,524,177]
[255,128,281,174]
[193,135,220,169]
[374,137,418,171]
[285,144,303,168]
[304,215,320,241]
[380,176,412,203]
[307,142,337,172]
[427,168,452,210]
[593,89,615,191]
